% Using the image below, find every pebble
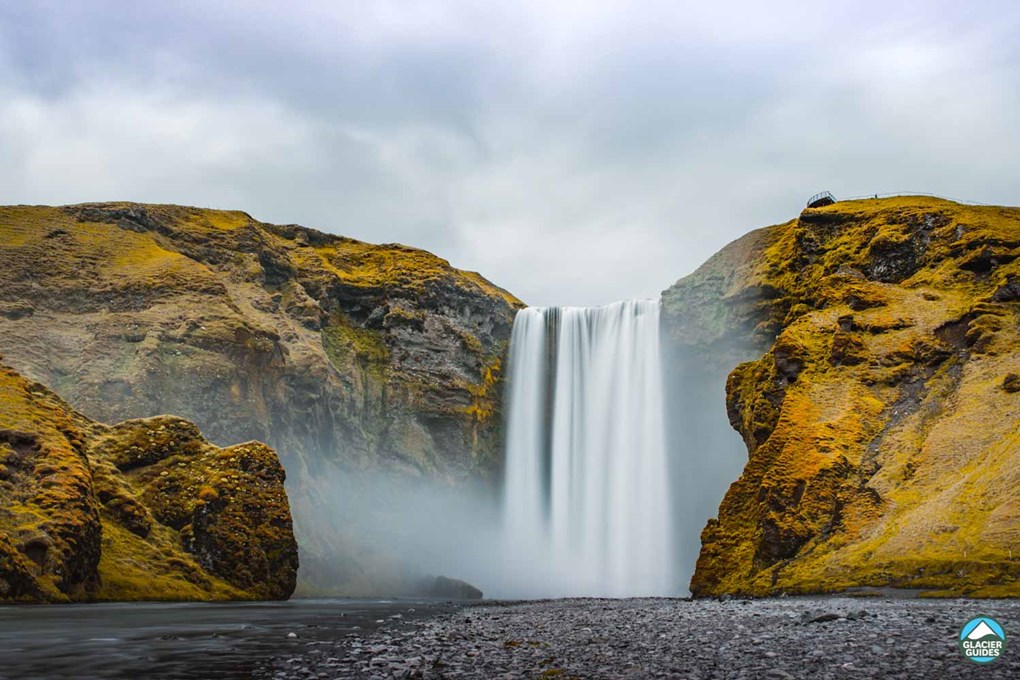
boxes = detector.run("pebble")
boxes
[262,597,1020,679]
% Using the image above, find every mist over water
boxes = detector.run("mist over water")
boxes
[293,299,748,600]
[500,300,674,597]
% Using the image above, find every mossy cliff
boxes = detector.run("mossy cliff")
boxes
[0,360,297,602]
[0,203,522,591]
[665,196,1020,597]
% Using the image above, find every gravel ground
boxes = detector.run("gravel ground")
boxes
[263,597,1019,679]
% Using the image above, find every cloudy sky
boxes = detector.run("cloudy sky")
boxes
[2,1,1018,306]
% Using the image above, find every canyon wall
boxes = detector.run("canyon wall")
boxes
[665,197,1019,597]
[0,203,521,592]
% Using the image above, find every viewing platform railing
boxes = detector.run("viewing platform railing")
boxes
[806,191,836,208]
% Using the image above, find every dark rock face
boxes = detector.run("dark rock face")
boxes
[429,575,483,600]
[661,226,779,370]
[0,361,297,603]
[0,203,522,592]
[993,275,1020,302]
[660,224,781,591]
[0,533,44,600]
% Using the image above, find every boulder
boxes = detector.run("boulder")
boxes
[429,575,483,600]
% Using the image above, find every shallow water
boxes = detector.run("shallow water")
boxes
[0,598,455,679]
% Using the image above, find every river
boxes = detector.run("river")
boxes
[0,598,455,679]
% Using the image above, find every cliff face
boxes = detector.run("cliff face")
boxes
[0,203,522,590]
[0,360,297,602]
[667,197,1020,597]
[660,223,782,591]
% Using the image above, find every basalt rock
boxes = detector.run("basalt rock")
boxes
[428,575,483,600]
[665,196,1020,598]
[0,361,297,602]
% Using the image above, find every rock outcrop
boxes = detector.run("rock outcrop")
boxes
[0,360,297,602]
[665,196,1020,597]
[427,575,484,600]
[0,202,522,591]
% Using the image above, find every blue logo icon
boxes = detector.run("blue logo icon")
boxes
[958,616,1006,664]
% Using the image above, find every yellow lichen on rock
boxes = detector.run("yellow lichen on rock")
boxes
[0,360,297,603]
[685,197,1020,598]
[0,201,523,594]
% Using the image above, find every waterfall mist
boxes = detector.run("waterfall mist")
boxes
[661,349,751,593]
[289,301,750,600]
[290,469,508,597]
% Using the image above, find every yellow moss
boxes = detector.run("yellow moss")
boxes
[463,356,502,422]
[178,209,251,232]
[97,519,244,601]
[0,204,222,302]
[285,234,521,306]
[693,196,1020,598]
[0,206,68,246]
[321,313,389,381]
[197,485,219,502]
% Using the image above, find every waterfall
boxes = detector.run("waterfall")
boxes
[501,299,674,597]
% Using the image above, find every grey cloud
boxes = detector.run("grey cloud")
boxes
[1,1,1019,306]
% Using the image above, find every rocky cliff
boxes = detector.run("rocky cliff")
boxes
[0,359,297,602]
[666,196,1020,597]
[0,202,522,591]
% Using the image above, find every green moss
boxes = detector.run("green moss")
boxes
[321,313,389,381]
[96,519,244,601]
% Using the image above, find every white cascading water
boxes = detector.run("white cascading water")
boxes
[501,299,674,597]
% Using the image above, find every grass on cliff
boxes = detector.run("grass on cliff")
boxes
[96,518,244,601]
[287,233,521,306]
[0,205,221,295]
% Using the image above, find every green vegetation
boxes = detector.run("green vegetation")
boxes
[321,313,390,381]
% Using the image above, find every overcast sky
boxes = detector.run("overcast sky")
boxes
[2,1,1018,306]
